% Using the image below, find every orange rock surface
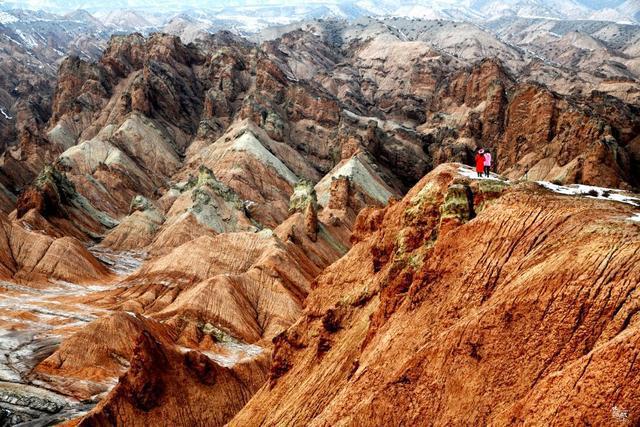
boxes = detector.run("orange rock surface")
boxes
[231,164,640,426]
[1,20,640,426]
[77,330,268,426]
[0,212,110,284]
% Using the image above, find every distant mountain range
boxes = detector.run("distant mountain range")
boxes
[0,1,638,25]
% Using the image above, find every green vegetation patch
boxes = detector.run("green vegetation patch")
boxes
[440,183,472,221]
[289,179,317,213]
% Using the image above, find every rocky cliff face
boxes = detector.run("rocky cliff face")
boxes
[230,163,640,426]
[1,20,639,219]
[497,84,639,188]
[0,16,640,427]
[0,210,110,284]
[0,9,124,208]
[78,329,269,427]
[430,60,640,189]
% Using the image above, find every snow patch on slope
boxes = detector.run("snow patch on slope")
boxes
[0,12,19,25]
[536,181,640,206]
[0,108,13,120]
[458,165,507,181]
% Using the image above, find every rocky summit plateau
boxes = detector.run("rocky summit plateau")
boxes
[0,1,639,426]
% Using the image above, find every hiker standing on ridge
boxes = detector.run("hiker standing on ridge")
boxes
[475,149,485,178]
[483,150,492,178]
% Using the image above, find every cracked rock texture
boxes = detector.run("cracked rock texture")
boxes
[231,163,640,426]
[0,16,640,427]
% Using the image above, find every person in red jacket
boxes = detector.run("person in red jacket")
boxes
[475,149,485,178]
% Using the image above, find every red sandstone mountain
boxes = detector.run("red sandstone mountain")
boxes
[0,16,639,427]
[230,163,640,426]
